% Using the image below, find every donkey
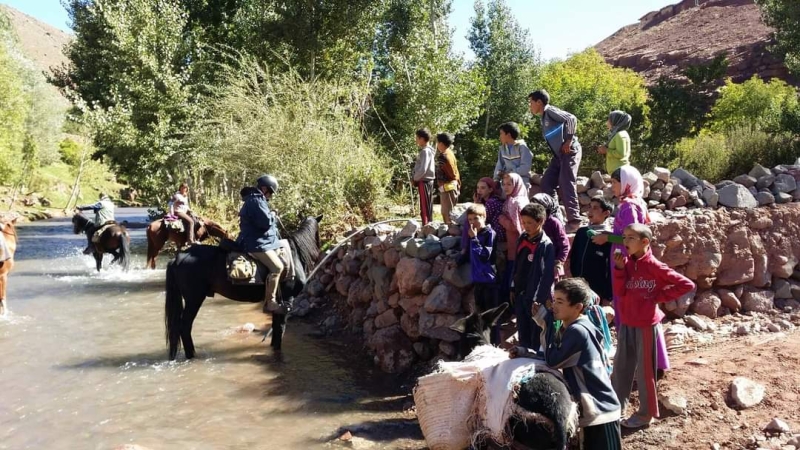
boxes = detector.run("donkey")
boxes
[449,304,578,450]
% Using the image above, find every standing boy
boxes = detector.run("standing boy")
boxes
[412,128,436,225]
[494,122,533,188]
[570,197,614,303]
[528,89,582,233]
[612,223,695,428]
[459,203,501,344]
[513,203,555,352]
[434,133,460,225]
[519,278,622,450]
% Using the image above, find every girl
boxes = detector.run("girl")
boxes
[498,173,529,309]
[597,111,632,174]
[532,193,570,280]
[592,165,671,375]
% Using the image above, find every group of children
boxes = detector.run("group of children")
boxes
[412,93,696,448]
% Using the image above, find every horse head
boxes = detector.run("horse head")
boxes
[448,303,507,360]
[72,213,89,235]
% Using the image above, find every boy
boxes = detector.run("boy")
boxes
[612,223,695,429]
[412,128,436,225]
[459,204,501,344]
[434,133,460,225]
[520,278,622,450]
[570,197,614,303]
[528,89,582,233]
[513,203,555,352]
[494,122,533,188]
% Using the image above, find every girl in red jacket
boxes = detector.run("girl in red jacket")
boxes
[612,223,695,429]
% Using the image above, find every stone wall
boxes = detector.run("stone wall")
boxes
[298,200,800,373]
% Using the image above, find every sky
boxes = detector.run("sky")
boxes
[5,0,674,60]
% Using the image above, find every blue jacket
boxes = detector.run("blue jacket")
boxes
[466,226,497,284]
[513,231,555,306]
[237,187,280,252]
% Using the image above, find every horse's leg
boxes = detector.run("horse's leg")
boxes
[94,250,102,272]
[0,272,7,316]
[180,294,206,359]
[146,227,157,269]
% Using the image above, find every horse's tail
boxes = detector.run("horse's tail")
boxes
[118,230,131,271]
[165,259,183,360]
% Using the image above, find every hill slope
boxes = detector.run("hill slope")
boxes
[0,4,71,75]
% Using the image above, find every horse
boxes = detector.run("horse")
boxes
[72,213,131,272]
[0,217,18,316]
[145,216,229,269]
[164,215,321,360]
[449,304,578,450]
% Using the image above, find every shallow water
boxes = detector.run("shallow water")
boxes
[0,209,422,450]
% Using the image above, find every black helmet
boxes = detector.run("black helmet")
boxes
[256,174,279,194]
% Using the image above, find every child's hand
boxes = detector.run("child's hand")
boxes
[531,302,541,317]
[468,224,477,238]
[554,262,564,278]
[592,233,609,245]
[508,346,529,359]
[597,145,607,155]
[613,251,625,269]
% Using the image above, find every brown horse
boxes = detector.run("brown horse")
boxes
[145,217,228,269]
[72,213,131,272]
[0,217,18,316]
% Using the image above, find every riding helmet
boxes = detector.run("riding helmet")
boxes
[256,174,279,194]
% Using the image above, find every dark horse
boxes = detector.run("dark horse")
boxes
[449,304,578,450]
[165,215,321,360]
[145,216,229,269]
[72,213,131,272]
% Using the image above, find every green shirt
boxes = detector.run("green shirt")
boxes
[606,130,631,173]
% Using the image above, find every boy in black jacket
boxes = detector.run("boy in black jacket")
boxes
[570,197,613,303]
[514,203,555,353]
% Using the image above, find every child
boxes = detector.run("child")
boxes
[612,224,695,429]
[570,197,614,303]
[434,133,460,225]
[519,278,622,450]
[498,173,529,317]
[512,203,554,352]
[597,111,631,174]
[458,204,500,344]
[531,193,570,280]
[412,128,436,225]
[494,121,533,188]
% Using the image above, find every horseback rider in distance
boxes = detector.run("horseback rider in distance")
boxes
[238,174,285,314]
[170,183,196,249]
[77,193,115,255]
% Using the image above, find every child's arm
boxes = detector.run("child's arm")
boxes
[533,242,556,304]
[612,256,629,297]
[517,143,533,181]
[654,262,696,304]
[553,219,570,263]
[470,230,494,263]
[544,324,589,370]
[607,133,625,160]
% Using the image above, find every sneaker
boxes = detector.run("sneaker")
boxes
[621,415,652,429]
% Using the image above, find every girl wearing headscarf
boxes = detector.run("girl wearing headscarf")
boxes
[531,193,570,279]
[498,173,529,309]
[597,110,632,174]
[462,177,505,256]
[592,165,671,374]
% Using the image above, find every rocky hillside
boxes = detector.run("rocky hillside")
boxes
[595,0,798,86]
[0,4,71,75]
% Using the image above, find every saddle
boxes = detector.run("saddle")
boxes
[91,221,117,243]
[163,215,185,232]
[225,239,296,285]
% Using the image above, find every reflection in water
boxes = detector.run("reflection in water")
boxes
[0,209,423,449]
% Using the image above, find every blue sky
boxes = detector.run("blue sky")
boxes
[5,0,673,60]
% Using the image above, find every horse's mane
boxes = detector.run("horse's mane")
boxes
[288,217,320,271]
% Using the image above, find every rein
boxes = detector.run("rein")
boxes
[1,224,16,239]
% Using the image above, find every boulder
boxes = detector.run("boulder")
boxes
[418,310,461,342]
[774,278,793,299]
[577,176,591,193]
[579,193,592,206]
[400,313,421,339]
[424,284,461,314]
[417,241,442,260]
[368,265,394,301]
[384,247,401,268]
[659,392,688,415]
[702,189,719,208]
[590,171,605,189]
[443,261,472,289]
[366,325,416,373]
[642,171,658,185]
[661,182,674,201]
[749,164,773,179]
[654,167,671,183]
[397,220,420,239]
[336,275,356,297]
[671,168,700,188]
[404,238,423,258]
[396,258,432,295]
[730,377,765,409]
[684,315,708,331]
[763,418,792,434]
[734,174,757,188]
[717,184,758,209]
[775,192,793,204]
[756,174,776,190]
[756,191,775,206]
[741,289,775,313]
[374,308,399,329]
[441,236,460,251]
[773,173,798,193]
[691,291,722,319]
[717,289,742,312]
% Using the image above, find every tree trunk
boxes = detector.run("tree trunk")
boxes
[63,145,89,211]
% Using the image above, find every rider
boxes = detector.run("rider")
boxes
[238,174,284,313]
[77,193,115,255]
[170,183,196,247]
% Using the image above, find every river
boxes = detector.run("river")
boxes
[0,208,423,450]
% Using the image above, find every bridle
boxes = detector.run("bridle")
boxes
[1,222,17,239]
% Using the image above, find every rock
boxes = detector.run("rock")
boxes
[443,261,472,289]
[368,265,393,301]
[440,236,460,251]
[420,223,437,238]
[718,289,742,312]
[685,315,708,331]
[757,191,775,206]
[717,184,758,209]
[447,224,461,237]
[749,164,773,179]
[307,279,325,297]
[336,275,356,297]
[649,188,663,201]
[773,174,798,193]
[374,309,399,329]
[742,290,775,313]
[691,291,722,319]
[730,377,765,409]
[661,182,674,201]
[672,168,700,188]
[413,342,432,360]
[531,173,543,186]
[579,193,592,206]
[400,312,421,339]
[764,418,792,434]
[776,192,793,204]
[703,189,719,207]
[659,392,688,415]
[366,325,416,373]
[418,310,461,342]
[417,241,442,260]
[397,220,420,239]
[756,174,776,190]
[775,279,793,299]
[577,176,591,193]
[591,171,605,189]
[673,183,691,198]
[773,255,798,279]
[437,224,449,238]
[793,285,800,301]
[424,284,461,314]
[404,238,422,258]
[421,276,439,295]
[748,186,758,197]
[735,174,757,188]
[651,179,666,190]
[396,258,432,296]
[642,171,658,185]
[767,323,781,333]
[648,200,661,208]
[654,167,671,183]
[667,195,687,210]
[384,247,401,269]
[794,188,800,201]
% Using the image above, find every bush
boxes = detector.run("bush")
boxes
[672,131,730,182]
[190,57,392,237]
[709,76,799,133]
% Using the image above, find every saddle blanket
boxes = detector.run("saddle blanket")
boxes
[227,240,295,285]
[91,222,116,243]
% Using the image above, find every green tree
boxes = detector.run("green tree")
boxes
[756,0,800,74]
[708,76,799,133]
[0,25,28,184]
